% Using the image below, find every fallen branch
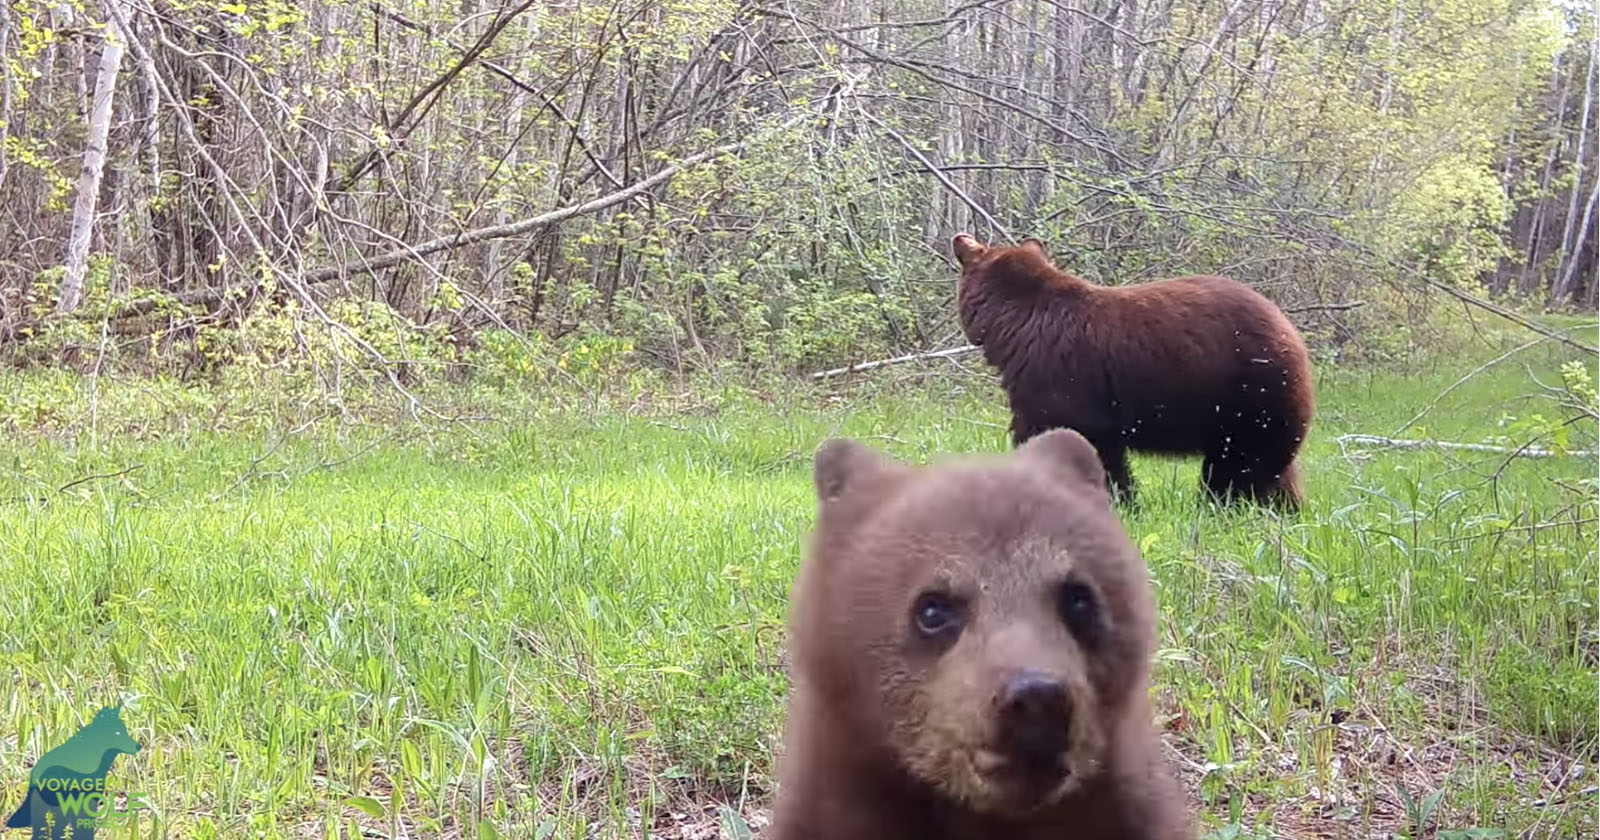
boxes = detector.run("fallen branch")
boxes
[303,139,754,284]
[1438,517,1598,545]
[811,344,980,380]
[57,463,145,493]
[1335,434,1596,459]
[1283,300,1365,314]
[1530,785,1599,809]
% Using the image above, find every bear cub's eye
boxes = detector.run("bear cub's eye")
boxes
[912,592,963,638]
[1057,581,1100,639]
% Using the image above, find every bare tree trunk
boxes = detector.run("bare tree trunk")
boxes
[483,14,539,307]
[1496,52,1568,295]
[1518,138,1563,295]
[1552,180,1598,305]
[128,9,162,283]
[1553,31,1596,297]
[0,0,12,190]
[925,0,969,241]
[66,3,87,117]
[58,0,127,314]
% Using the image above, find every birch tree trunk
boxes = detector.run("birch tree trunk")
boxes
[58,1,127,314]
[0,0,13,190]
[1552,180,1597,305]
[1553,31,1596,295]
[483,12,540,305]
[924,0,969,241]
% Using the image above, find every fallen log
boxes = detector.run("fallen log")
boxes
[810,344,980,380]
[1335,433,1596,459]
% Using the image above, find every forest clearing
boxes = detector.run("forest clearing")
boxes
[1,0,1597,836]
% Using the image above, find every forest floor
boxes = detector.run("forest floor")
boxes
[0,316,1595,839]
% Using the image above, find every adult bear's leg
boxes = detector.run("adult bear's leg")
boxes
[1199,452,1241,506]
[1203,400,1306,511]
[1011,415,1132,504]
[1095,442,1135,506]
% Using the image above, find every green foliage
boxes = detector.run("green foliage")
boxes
[1560,360,1598,414]
[555,332,635,384]
[774,291,909,369]
[468,328,556,383]
[1384,154,1518,288]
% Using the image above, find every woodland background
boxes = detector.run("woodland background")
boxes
[0,0,1595,385]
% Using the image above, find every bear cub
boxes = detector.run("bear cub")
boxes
[768,429,1191,840]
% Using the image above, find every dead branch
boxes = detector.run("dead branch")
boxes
[1437,517,1599,545]
[301,137,763,284]
[856,107,1013,244]
[1282,300,1365,314]
[1416,274,1596,355]
[0,130,779,342]
[806,294,1369,379]
[363,0,634,196]
[57,463,145,493]
[811,344,979,380]
[1335,434,1596,459]
[330,0,540,195]
[1328,232,1599,356]
[1395,324,1596,435]
[807,298,1365,381]
[753,4,1128,165]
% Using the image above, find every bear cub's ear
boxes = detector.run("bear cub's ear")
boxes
[1017,428,1107,495]
[813,438,891,503]
[951,233,988,267]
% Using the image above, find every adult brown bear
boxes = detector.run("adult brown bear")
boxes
[951,234,1314,509]
[767,429,1192,840]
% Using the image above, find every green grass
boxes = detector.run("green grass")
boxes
[0,325,1595,839]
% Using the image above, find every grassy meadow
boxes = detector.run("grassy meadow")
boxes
[0,319,1595,839]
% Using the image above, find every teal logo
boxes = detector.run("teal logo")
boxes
[4,705,145,839]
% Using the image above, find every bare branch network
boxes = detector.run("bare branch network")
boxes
[0,0,1592,377]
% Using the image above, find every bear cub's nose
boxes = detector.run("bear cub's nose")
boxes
[997,670,1072,768]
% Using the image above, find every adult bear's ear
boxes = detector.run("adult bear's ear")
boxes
[1020,237,1047,258]
[813,438,894,503]
[952,233,988,267]
[1017,428,1107,496]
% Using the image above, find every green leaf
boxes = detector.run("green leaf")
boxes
[345,796,385,819]
[718,806,753,840]
[400,740,422,780]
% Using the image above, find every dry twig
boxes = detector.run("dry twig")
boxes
[810,344,980,380]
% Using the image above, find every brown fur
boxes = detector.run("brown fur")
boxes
[768,429,1192,840]
[951,234,1316,509]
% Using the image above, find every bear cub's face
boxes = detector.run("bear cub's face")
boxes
[809,430,1154,817]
